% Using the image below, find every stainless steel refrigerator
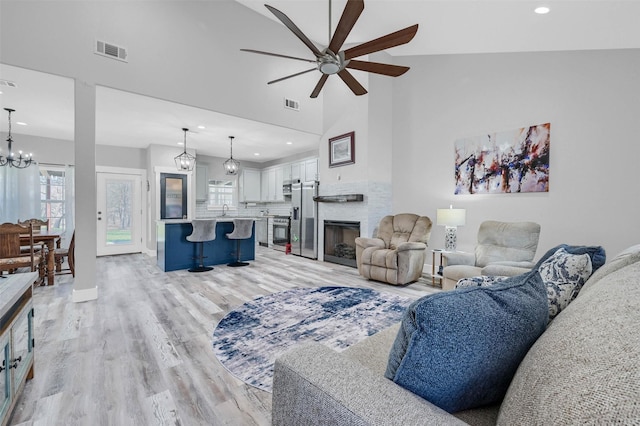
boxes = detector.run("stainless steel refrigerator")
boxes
[291,180,318,259]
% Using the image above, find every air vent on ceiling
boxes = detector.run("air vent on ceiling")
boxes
[0,80,18,88]
[95,40,128,62]
[284,97,300,111]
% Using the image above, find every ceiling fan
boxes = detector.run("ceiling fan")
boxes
[241,0,418,98]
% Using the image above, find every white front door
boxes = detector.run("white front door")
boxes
[96,172,143,256]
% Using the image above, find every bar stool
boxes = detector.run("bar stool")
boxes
[226,218,254,267]
[186,219,217,272]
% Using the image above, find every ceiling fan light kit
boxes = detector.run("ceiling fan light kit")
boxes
[241,0,418,98]
[0,108,34,168]
[174,127,196,171]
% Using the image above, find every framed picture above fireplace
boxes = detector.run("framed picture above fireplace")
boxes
[329,131,355,168]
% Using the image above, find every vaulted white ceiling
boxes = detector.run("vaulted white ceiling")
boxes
[1,0,639,164]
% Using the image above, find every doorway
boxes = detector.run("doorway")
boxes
[96,171,143,256]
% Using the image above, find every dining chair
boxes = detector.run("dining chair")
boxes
[18,218,49,234]
[0,222,45,284]
[54,230,75,277]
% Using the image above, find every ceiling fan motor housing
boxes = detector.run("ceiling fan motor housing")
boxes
[317,50,345,75]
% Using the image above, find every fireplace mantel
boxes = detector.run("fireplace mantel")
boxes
[313,194,363,203]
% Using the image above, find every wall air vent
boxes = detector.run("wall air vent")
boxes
[0,80,18,88]
[284,98,300,111]
[95,40,128,62]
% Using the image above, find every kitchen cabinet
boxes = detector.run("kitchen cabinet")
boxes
[291,162,301,181]
[1,272,36,426]
[256,217,268,247]
[239,168,261,202]
[275,167,284,201]
[195,164,208,201]
[261,167,284,202]
[305,158,318,181]
[260,169,270,201]
[291,158,318,182]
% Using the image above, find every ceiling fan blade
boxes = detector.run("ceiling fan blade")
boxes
[265,4,323,58]
[343,24,419,60]
[328,0,364,54]
[310,75,329,98]
[268,67,317,85]
[346,59,410,77]
[240,49,317,63]
[337,69,367,96]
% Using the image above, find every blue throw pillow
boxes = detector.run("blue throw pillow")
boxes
[384,269,548,413]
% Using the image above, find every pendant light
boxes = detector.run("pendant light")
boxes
[0,108,34,168]
[223,135,240,175]
[174,127,196,171]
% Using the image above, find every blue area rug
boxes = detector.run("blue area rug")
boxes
[212,286,412,392]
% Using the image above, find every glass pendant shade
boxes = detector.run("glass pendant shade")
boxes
[224,136,240,175]
[174,127,196,171]
[1,108,34,168]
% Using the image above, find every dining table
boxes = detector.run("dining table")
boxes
[20,230,61,286]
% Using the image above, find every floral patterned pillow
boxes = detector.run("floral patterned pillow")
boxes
[455,276,509,288]
[456,247,594,321]
[539,247,593,320]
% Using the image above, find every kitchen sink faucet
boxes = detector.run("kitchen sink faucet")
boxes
[222,204,229,216]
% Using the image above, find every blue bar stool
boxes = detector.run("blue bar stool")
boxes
[226,218,253,267]
[186,219,217,272]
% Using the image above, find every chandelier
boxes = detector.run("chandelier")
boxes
[174,127,196,171]
[0,108,34,168]
[223,136,240,175]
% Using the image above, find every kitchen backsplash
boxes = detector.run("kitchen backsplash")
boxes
[195,200,292,218]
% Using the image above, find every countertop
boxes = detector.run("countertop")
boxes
[157,217,260,224]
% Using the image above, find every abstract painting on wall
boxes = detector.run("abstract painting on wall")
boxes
[454,123,550,194]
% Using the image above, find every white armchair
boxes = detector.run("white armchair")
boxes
[355,214,432,286]
[441,220,541,290]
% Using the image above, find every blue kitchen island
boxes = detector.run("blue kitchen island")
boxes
[157,219,255,272]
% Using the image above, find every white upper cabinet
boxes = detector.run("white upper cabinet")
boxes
[290,162,301,181]
[275,166,284,201]
[239,168,261,202]
[196,164,208,201]
[241,157,317,203]
[304,158,318,181]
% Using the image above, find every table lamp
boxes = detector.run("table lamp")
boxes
[436,205,466,251]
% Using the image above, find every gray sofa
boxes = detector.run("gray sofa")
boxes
[272,244,640,425]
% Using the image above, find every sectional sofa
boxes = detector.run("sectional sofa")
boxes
[272,244,640,425]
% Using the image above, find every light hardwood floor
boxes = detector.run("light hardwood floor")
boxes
[9,247,440,426]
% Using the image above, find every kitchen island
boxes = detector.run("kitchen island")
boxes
[157,219,255,272]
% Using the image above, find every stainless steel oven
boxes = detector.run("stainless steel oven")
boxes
[271,216,290,251]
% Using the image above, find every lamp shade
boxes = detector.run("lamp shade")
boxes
[436,208,466,227]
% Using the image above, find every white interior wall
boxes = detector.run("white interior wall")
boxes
[0,1,323,134]
[392,48,640,258]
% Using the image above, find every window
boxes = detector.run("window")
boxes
[207,179,236,209]
[39,166,66,233]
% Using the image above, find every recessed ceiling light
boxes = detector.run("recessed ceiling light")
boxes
[534,6,550,14]
[286,141,293,145]
[254,153,260,156]
[177,142,184,146]
[16,121,27,126]
[197,125,205,129]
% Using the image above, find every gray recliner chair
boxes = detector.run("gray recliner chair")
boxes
[355,214,432,286]
[441,220,541,290]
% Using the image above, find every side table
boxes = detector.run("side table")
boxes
[431,249,445,287]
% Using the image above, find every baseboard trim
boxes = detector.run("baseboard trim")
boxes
[72,286,98,303]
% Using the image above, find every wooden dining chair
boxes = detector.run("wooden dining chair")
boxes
[54,230,75,277]
[17,218,51,254]
[18,218,49,234]
[0,222,45,284]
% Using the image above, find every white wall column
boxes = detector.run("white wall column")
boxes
[73,79,98,303]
